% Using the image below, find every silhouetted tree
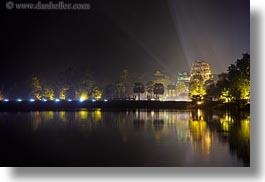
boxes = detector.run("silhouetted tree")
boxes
[115,82,125,98]
[227,53,250,102]
[146,81,154,100]
[104,84,115,99]
[153,83,164,100]
[120,69,130,97]
[133,82,145,100]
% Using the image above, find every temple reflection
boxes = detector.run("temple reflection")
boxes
[189,110,212,155]
[29,109,250,165]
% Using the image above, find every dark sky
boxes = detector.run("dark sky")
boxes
[1,0,249,87]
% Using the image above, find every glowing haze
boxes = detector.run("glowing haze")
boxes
[1,0,249,94]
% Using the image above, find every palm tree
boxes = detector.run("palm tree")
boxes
[115,82,125,98]
[153,83,164,100]
[133,82,145,100]
[146,81,154,100]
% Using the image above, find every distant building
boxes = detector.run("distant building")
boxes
[175,72,190,97]
[177,72,190,83]
[190,61,212,83]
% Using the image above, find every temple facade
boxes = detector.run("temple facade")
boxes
[190,61,212,83]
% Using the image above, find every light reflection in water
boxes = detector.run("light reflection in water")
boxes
[92,109,102,122]
[78,111,88,120]
[189,109,212,155]
[32,112,41,130]
[28,109,250,166]
[240,116,250,141]
[59,111,66,122]
[219,112,235,133]
[44,111,54,121]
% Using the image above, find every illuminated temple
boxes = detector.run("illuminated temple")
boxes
[162,60,213,101]
[190,61,213,83]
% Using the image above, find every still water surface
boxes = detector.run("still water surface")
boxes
[0,109,250,166]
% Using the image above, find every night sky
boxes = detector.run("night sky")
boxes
[1,0,249,90]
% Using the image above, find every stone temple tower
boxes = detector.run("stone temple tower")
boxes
[190,61,212,83]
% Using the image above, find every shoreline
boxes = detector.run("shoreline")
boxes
[0,100,250,112]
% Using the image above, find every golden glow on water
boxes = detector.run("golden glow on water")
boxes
[189,111,212,156]
[189,120,207,141]
[79,111,88,120]
[59,111,66,122]
[32,112,41,130]
[219,112,234,132]
[93,109,102,122]
[151,111,154,118]
[44,111,54,121]
[240,116,250,142]
[27,109,249,164]
[21,109,250,166]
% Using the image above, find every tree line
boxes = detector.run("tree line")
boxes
[0,54,250,103]
[191,53,250,104]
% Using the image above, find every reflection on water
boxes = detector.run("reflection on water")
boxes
[0,109,250,166]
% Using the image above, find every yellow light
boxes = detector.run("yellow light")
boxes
[95,95,102,99]
[43,111,54,121]
[93,109,102,122]
[59,111,66,122]
[0,91,3,101]
[32,112,41,130]
[240,116,250,141]
[197,109,201,117]
[79,111,88,120]
[94,89,102,99]
[80,92,88,100]
[59,88,68,100]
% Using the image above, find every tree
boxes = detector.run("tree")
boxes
[104,84,115,99]
[115,82,125,98]
[120,69,131,97]
[57,67,81,99]
[92,86,103,99]
[146,81,154,100]
[189,80,206,101]
[204,54,250,104]
[153,71,172,88]
[32,76,43,100]
[153,83,164,100]
[76,79,95,100]
[227,53,250,102]
[59,86,69,100]
[43,85,55,100]
[133,82,145,100]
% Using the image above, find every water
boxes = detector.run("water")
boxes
[0,109,250,167]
